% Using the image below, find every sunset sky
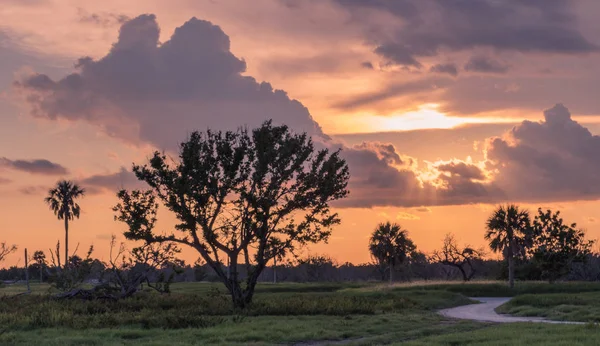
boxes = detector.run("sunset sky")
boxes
[1,0,600,267]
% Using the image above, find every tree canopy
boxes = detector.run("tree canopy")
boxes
[530,208,594,282]
[114,121,349,307]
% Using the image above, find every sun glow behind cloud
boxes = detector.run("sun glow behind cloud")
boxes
[375,104,518,132]
[326,104,521,134]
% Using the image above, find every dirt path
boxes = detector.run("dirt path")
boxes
[439,297,585,324]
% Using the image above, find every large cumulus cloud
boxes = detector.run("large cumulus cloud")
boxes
[15,14,325,150]
[485,104,600,202]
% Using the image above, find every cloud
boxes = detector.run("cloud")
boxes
[335,0,597,68]
[396,212,420,220]
[0,158,68,175]
[334,77,453,110]
[15,14,492,208]
[13,16,600,208]
[436,161,486,181]
[80,167,147,194]
[464,55,509,74]
[352,142,408,166]
[484,103,600,202]
[0,177,12,185]
[361,61,374,69]
[77,8,129,27]
[414,207,431,213]
[429,63,458,77]
[15,14,325,150]
[19,185,48,196]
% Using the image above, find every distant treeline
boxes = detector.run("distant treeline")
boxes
[2,253,599,285]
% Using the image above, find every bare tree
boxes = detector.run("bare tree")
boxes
[431,233,484,282]
[0,243,17,263]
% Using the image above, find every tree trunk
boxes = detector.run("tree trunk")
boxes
[273,257,277,284]
[457,265,468,282]
[64,218,69,269]
[40,265,43,283]
[507,250,515,289]
[389,261,393,285]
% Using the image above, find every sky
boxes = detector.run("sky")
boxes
[1,0,600,266]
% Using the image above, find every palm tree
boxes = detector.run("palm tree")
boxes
[369,222,416,284]
[45,180,85,268]
[485,204,531,288]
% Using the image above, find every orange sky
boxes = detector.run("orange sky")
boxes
[1,0,600,267]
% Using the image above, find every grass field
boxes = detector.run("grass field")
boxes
[1,281,600,345]
[496,291,600,323]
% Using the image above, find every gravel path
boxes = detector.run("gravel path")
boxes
[438,297,585,324]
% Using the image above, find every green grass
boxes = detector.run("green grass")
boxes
[496,291,600,322]
[403,323,600,346]
[2,281,600,345]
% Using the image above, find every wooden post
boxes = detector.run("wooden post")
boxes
[24,248,30,292]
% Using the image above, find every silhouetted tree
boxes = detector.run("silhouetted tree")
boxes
[485,204,531,288]
[431,233,484,282]
[369,222,416,283]
[297,254,337,282]
[33,250,46,283]
[113,121,349,308]
[0,242,17,263]
[530,208,594,283]
[45,180,85,268]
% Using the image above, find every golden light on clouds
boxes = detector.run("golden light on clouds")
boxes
[327,104,521,134]
[376,104,518,132]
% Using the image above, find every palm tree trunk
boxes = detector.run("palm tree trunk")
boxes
[389,261,393,285]
[64,218,69,269]
[507,248,515,289]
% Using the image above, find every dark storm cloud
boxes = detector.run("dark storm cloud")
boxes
[464,55,509,74]
[0,158,68,175]
[334,0,597,67]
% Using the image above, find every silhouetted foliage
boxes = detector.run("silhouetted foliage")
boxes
[48,244,96,292]
[368,222,416,283]
[530,208,594,283]
[113,121,350,308]
[44,180,85,268]
[485,204,531,288]
[33,250,46,283]
[431,233,484,282]
[297,254,337,282]
[0,242,17,263]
